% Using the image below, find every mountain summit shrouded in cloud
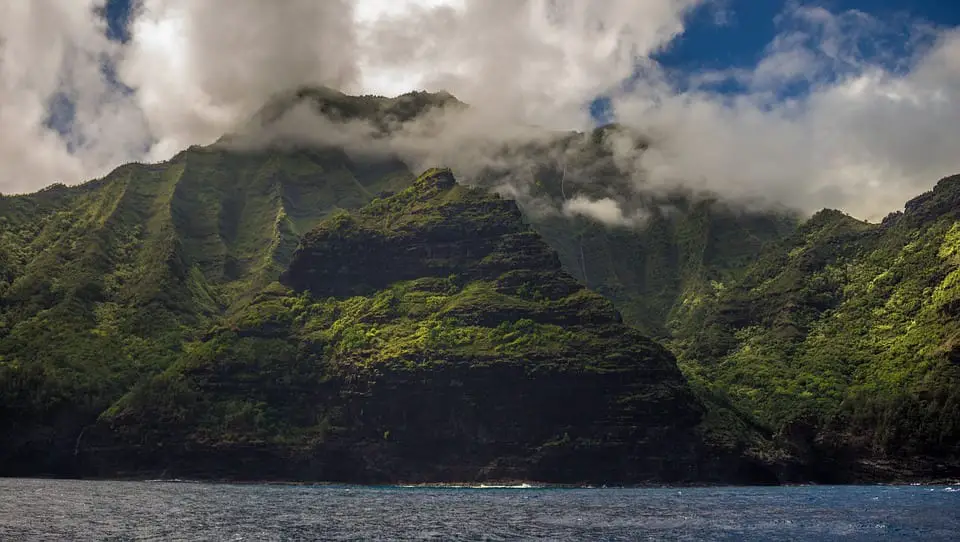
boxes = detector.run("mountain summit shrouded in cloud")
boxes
[1,0,959,220]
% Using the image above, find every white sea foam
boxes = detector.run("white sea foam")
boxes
[474,483,538,489]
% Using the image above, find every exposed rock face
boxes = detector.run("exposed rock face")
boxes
[82,168,776,484]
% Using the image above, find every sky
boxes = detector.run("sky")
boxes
[0,0,959,220]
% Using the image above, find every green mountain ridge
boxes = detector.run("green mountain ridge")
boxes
[0,143,414,475]
[0,87,957,483]
[221,86,800,337]
[80,168,772,484]
[679,174,960,481]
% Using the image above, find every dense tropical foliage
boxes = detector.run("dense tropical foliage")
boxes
[676,177,960,478]
[0,87,956,482]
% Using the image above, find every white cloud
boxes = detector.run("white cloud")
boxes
[608,7,960,219]
[357,0,702,129]
[563,195,647,227]
[123,0,360,161]
[0,0,700,193]
[0,0,148,194]
[0,1,957,222]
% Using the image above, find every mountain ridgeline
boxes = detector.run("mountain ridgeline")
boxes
[0,87,957,483]
[0,138,413,477]
[677,177,960,481]
[82,168,769,483]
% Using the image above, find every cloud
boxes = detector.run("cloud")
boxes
[563,195,647,227]
[123,0,360,161]
[358,0,701,129]
[0,1,957,224]
[609,6,960,219]
[0,0,699,193]
[0,0,148,194]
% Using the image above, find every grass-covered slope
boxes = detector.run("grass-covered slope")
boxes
[679,175,960,480]
[85,169,774,484]
[0,143,412,475]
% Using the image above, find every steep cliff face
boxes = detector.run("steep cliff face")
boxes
[679,175,960,481]
[0,143,413,476]
[531,197,798,338]
[85,169,774,484]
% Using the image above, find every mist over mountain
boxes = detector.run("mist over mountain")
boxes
[2,1,959,220]
[209,87,803,336]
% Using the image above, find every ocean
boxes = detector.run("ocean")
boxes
[1,479,957,540]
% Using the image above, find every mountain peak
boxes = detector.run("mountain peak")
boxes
[280,168,540,298]
[412,167,457,190]
[802,208,865,230]
[902,173,960,223]
[244,85,465,133]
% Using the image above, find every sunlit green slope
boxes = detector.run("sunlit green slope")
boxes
[679,175,960,479]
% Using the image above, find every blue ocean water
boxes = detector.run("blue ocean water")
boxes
[0,479,957,540]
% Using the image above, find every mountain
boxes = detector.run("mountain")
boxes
[78,168,775,484]
[244,86,464,132]
[0,89,794,479]
[530,194,798,338]
[420,120,802,337]
[230,87,801,336]
[0,142,413,476]
[679,175,960,481]
[3,86,956,483]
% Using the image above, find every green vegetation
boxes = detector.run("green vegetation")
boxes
[1,85,956,482]
[0,140,413,474]
[89,168,716,484]
[534,197,798,337]
[0,155,734,483]
[678,176,960,470]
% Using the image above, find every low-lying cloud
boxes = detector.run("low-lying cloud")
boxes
[563,196,648,228]
[0,1,958,222]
